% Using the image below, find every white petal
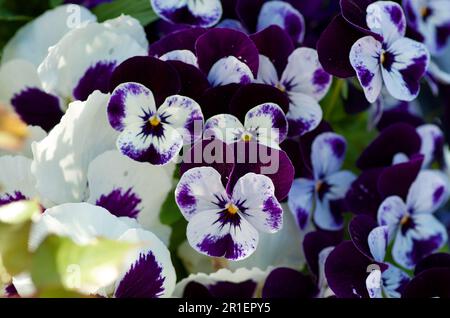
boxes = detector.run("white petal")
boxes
[313,198,344,231]
[87,150,172,231]
[232,173,283,233]
[382,263,410,298]
[406,170,449,214]
[366,268,383,298]
[207,56,254,87]
[311,132,347,178]
[287,92,323,136]
[1,5,96,67]
[31,91,119,205]
[204,114,244,144]
[325,170,356,200]
[256,55,279,86]
[288,178,315,230]
[417,124,444,167]
[368,225,389,262]
[102,15,149,50]
[0,59,42,103]
[349,36,383,103]
[366,1,406,45]
[281,48,331,101]
[175,167,228,220]
[160,50,198,67]
[377,196,407,240]
[0,155,37,201]
[38,21,147,100]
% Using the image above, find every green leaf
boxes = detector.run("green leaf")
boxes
[0,201,41,275]
[160,187,183,226]
[92,0,159,26]
[31,235,137,294]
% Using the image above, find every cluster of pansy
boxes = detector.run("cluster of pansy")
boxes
[0,0,450,299]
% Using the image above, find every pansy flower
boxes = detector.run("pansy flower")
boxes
[326,215,410,298]
[235,0,306,44]
[349,1,430,102]
[173,267,268,298]
[262,267,318,298]
[107,81,204,166]
[204,102,288,149]
[175,166,283,260]
[378,169,449,269]
[403,253,450,298]
[12,203,176,298]
[252,25,332,136]
[288,132,356,231]
[151,0,223,28]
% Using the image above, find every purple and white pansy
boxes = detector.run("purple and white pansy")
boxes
[350,1,430,103]
[151,0,223,28]
[17,203,177,298]
[107,82,204,165]
[253,26,331,136]
[288,132,356,231]
[204,102,288,149]
[378,170,449,269]
[175,167,283,260]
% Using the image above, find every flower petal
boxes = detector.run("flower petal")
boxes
[313,198,345,231]
[349,36,383,103]
[256,55,279,86]
[232,173,283,233]
[244,103,288,147]
[392,214,448,269]
[325,170,356,201]
[286,92,323,136]
[187,208,259,261]
[114,228,176,298]
[311,132,347,178]
[381,263,410,298]
[160,49,198,67]
[0,156,36,206]
[31,92,118,205]
[256,1,305,43]
[287,178,315,230]
[417,124,444,168]
[381,38,429,102]
[175,167,228,221]
[366,1,406,45]
[406,170,449,214]
[1,5,96,66]
[281,48,332,101]
[368,226,389,263]
[108,82,156,131]
[377,196,407,239]
[150,0,223,27]
[148,27,206,58]
[207,56,254,87]
[158,94,204,144]
[204,114,244,144]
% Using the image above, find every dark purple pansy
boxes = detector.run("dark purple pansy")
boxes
[148,28,207,58]
[115,251,165,298]
[262,267,318,298]
[11,88,63,132]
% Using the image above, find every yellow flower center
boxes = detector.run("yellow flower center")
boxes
[380,50,386,65]
[420,6,430,18]
[276,83,286,93]
[149,115,161,127]
[242,132,253,142]
[400,214,410,226]
[227,203,239,215]
[315,180,324,193]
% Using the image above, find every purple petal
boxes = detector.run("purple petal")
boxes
[196,28,259,77]
[403,268,450,298]
[303,230,343,277]
[96,187,141,218]
[148,28,206,57]
[288,178,315,230]
[115,251,165,298]
[109,57,181,106]
[340,0,376,34]
[349,215,378,260]
[250,25,294,77]
[357,123,421,170]
[73,61,116,101]
[199,84,241,119]
[11,88,63,132]
[235,0,265,32]
[262,268,318,298]
[377,156,423,200]
[229,83,290,122]
[415,253,450,276]
[167,60,210,101]
[345,168,384,218]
